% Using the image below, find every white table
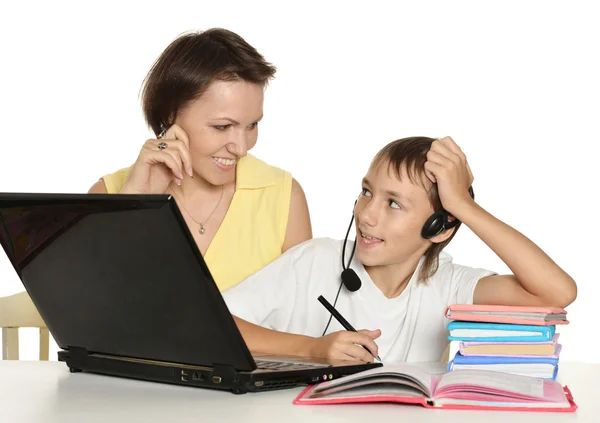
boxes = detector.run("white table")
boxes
[0,361,596,422]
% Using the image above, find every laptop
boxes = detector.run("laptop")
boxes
[0,192,380,394]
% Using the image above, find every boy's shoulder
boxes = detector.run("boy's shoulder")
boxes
[285,237,344,260]
[428,251,496,289]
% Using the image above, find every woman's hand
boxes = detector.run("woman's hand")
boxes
[121,124,194,194]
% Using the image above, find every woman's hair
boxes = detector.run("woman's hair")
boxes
[141,28,276,136]
[370,136,463,282]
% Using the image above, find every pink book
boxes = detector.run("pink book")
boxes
[293,364,577,412]
[445,304,569,326]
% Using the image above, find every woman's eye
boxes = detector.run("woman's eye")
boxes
[214,125,231,130]
[249,122,258,129]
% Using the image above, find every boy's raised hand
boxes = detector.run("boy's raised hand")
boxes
[308,329,381,363]
[424,136,475,215]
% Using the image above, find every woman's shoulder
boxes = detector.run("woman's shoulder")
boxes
[237,154,291,189]
[101,166,133,194]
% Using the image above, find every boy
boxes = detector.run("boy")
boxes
[223,136,577,363]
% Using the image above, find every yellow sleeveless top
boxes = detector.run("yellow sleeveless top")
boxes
[101,154,292,291]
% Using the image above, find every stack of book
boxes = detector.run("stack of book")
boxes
[444,305,568,380]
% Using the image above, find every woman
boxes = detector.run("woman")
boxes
[89,28,312,291]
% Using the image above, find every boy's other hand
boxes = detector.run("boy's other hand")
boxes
[309,329,381,363]
[424,136,474,215]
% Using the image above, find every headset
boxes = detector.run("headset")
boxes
[321,186,474,336]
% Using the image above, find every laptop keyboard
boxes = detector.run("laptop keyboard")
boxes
[255,359,328,371]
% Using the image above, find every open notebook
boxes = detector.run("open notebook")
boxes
[294,364,576,412]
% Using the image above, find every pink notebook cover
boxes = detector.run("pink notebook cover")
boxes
[445,304,569,325]
[293,384,577,412]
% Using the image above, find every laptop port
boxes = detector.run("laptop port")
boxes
[211,376,222,384]
[192,372,204,381]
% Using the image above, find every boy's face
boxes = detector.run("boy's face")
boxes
[354,162,435,268]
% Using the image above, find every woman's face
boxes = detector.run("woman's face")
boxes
[175,79,264,186]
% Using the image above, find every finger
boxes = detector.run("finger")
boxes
[162,146,186,177]
[342,344,375,363]
[346,332,379,357]
[164,124,191,151]
[438,136,466,160]
[431,140,460,163]
[424,161,444,182]
[144,150,183,181]
[151,139,193,178]
[161,127,193,177]
[358,329,382,340]
[426,150,453,167]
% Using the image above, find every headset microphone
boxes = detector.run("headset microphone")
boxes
[341,201,361,292]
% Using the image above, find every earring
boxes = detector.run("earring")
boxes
[158,124,167,139]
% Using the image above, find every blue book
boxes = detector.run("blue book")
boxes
[448,352,559,380]
[447,321,556,342]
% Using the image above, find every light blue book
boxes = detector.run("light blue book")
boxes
[447,321,556,342]
[447,352,559,380]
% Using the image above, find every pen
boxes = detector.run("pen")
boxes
[317,295,382,362]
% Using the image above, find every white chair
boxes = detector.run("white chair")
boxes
[0,291,49,360]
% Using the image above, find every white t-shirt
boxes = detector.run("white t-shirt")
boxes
[222,237,495,363]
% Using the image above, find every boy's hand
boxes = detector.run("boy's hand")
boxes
[308,329,381,363]
[424,136,475,215]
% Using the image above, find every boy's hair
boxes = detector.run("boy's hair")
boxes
[371,136,463,282]
[141,28,276,137]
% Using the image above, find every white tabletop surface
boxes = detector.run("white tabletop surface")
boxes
[0,360,596,422]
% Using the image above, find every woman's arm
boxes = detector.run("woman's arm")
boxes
[282,178,312,252]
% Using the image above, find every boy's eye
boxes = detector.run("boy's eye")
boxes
[389,200,401,209]
[361,188,372,197]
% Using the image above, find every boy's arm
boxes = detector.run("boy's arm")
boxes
[425,137,577,309]
[232,316,315,355]
[222,244,380,362]
[454,202,577,308]
[232,316,381,363]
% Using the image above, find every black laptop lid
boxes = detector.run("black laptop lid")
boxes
[0,193,256,371]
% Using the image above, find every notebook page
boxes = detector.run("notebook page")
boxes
[308,378,428,399]
[312,363,434,397]
[435,370,545,398]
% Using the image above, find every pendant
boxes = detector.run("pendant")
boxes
[199,223,206,234]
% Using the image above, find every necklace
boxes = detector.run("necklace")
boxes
[170,184,224,235]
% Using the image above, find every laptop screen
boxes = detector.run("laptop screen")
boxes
[0,193,255,371]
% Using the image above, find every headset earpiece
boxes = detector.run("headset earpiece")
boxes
[421,211,448,239]
[420,186,475,240]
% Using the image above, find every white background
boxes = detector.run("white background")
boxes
[1,1,598,363]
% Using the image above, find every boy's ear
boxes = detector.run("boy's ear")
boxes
[428,215,458,244]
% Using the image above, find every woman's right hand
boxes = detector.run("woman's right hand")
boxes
[121,124,194,194]
[308,329,381,363]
